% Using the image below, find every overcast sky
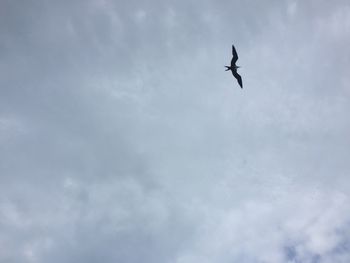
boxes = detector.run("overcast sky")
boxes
[1,0,350,262]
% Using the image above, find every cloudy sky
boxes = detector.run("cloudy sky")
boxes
[1,0,350,262]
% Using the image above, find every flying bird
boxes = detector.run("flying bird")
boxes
[225,44,243,88]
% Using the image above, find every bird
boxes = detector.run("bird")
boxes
[225,44,243,88]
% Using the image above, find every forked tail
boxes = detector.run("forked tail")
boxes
[225,66,231,71]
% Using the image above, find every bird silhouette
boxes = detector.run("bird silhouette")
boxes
[225,44,243,88]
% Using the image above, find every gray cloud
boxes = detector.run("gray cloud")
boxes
[1,0,350,262]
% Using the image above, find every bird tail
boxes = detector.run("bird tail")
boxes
[225,66,231,71]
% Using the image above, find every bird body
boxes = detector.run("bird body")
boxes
[225,44,243,88]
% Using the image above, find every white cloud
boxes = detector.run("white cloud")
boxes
[1,0,349,262]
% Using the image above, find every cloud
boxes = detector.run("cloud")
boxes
[1,0,350,262]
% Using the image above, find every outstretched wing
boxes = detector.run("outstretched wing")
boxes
[232,71,243,88]
[231,45,238,64]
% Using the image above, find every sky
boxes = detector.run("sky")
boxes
[1,0,350,262]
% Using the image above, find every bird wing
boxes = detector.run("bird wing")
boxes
[232,71,243,88]
[231,45,238,64]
